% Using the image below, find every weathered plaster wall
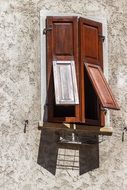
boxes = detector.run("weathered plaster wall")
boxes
[0,0,127,190]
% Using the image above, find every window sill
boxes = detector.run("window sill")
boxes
[38,121,113,136]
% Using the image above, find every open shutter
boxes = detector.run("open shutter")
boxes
[85,63,120,110]
[46,16,80,122]
[53,60,79,105]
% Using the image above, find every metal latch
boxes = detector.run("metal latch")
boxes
[101,108,107,114]
[99,35,105,42]
[43,27,52,35]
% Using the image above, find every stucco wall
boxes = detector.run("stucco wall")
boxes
[0,0,127,190]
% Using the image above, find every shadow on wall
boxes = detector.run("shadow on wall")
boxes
[37,128,99,175]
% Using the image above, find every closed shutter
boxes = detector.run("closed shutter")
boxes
[79,17,103,67]
[79,17,104,125]
[46,16,80,122]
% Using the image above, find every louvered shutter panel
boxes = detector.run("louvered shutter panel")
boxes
[46,16,80,122]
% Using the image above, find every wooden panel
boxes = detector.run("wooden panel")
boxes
[53,60,79,105]
[85,63,120,110]
[83,25,99,60]
[79,17,103,66]
[53,23,73,56]
[49,16,78,59]
[78,17,105,125]
[46,16,80,122]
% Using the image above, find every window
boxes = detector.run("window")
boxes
[45,16,119,126]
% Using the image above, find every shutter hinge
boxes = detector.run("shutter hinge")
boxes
[99,35,105,42]
[101,108,107,114]
[43,27,52,35]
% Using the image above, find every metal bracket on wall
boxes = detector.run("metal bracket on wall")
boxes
[101,108,107,115]
[24,120,29,133]
[99,34,105,42]
[43,27,52,35]
[122,127,127,142]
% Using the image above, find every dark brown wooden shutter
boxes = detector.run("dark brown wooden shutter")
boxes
[79,17,104,125]
[85,63,120,110]
[46,16,80,122]
[79,17,103,67]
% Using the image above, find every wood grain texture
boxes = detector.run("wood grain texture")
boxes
[85,63,120,110]
[46,16,118,125]
[79,17,103,67]
[53,60,79,105]
[46,16,80,122]
[53,23,73,56]
[78,17,104,125]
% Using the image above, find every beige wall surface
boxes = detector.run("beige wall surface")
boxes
[0,0,127,190]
